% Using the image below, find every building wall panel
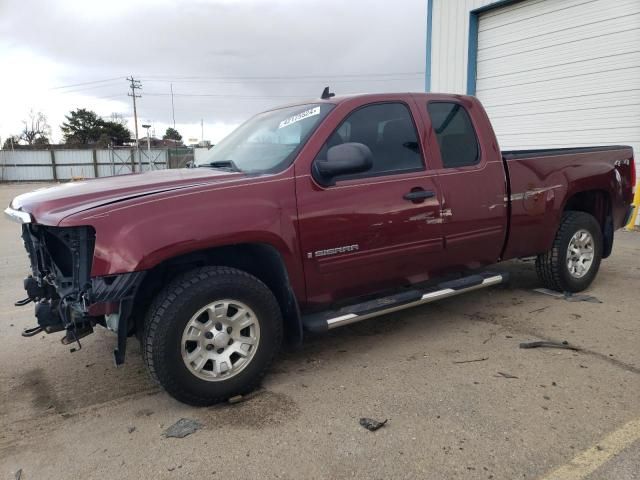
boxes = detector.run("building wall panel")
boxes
[430,0,640,166]
[431,0,494,93]
[475,0,640,160]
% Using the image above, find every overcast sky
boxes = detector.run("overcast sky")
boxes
[0,0,427,144]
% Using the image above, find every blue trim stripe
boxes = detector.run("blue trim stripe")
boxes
[466,13,479,95]
[466,0,528,95]
[471,0,527,15]
[425,0,434,92]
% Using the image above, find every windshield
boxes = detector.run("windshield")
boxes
[196,103,334,173]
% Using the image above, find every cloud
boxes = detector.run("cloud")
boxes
[0,0,427,143]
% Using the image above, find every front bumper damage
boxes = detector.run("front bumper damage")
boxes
[17,222,144,365]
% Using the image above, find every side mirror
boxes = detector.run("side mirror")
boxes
[313,142,373,186]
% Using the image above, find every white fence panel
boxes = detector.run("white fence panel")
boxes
[0,150,53,180]
[1,164,52,181]
[139,149,168,172]
[55,150,96,180]
[194,148,211,164]
[0,150,51,165]
[54,149,92,165]
[109,149,135,176]
[0,148,170,181]
[56,164,95,180]
[95,150,111,164]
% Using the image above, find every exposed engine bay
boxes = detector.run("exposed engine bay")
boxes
[18,223,143,363]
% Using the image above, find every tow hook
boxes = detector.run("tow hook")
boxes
[21,326,43,337]
[14,297,33,307]
[61,325,94,353]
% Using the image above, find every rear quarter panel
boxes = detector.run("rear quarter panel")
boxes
[503,147,634,259]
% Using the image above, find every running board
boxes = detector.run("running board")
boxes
[302,272,508,333]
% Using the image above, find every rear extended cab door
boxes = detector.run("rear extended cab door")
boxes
[413,94,508,270]
[294,94,446,306]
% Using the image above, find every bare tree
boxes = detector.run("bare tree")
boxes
[21,110,51,145]
[109,112,128,127]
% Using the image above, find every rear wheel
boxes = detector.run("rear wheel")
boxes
[535,211,603,292]
[143,266,282,406]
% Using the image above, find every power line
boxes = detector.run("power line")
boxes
[145,92,305,98]
[139,71,424,81]
[95,93,128,100]
[50,76,125,90]
[139,76,425,85]
[56,82,126,95]
[53,75,421,96]
[48,72,423,96]
[49,71,423,91]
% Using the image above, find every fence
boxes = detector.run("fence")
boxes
[0,148,170,182]
[194,147,213,164]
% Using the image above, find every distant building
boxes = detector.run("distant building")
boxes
[138,137,183,148]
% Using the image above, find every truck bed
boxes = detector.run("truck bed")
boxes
[502,145,632,161]
[501,144,635,260]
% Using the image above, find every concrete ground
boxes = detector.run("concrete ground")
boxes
[1,182,639,480]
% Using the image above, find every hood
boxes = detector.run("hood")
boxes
[11,168,246,225]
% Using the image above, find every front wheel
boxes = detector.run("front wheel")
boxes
[535,211,603,293]
[143,266,283,406]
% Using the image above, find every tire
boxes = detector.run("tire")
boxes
[535,211,603,293]
[143,266,283,406]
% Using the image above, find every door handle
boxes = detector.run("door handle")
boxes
[403,189,435,203]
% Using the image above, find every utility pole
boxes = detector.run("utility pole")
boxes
[142,124,152,169]
[127,76,142,171]
[201,118,204,144]
[170,83,176,130]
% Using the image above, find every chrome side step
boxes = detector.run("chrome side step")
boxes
[302,272,508,333]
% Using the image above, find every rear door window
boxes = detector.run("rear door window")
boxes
[427,102,480,168]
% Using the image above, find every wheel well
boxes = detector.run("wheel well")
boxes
[563,189,613,257]
[131,244,303,346]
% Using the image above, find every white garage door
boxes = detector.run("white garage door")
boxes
[475,0,640,166]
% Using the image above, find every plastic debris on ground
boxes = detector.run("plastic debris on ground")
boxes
[519,340,581,351]
[163,418,203,438]
[359,418,388,431]
[533,288,602,303]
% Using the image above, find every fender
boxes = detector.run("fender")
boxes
[59,171,307,302]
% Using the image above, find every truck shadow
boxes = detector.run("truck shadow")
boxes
[4,259,584,418]
[274,260,542,374]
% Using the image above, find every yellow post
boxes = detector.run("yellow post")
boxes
[626,182,640,231]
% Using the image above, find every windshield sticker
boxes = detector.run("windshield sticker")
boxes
[278,106,320,129]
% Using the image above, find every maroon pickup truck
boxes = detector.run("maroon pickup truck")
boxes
[5,92,636,405]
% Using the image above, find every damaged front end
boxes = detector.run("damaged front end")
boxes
[16,218,143,365]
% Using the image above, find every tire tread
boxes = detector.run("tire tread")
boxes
[535,211,602,292]
[143,266,282,406]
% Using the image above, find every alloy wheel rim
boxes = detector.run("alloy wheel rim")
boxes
[566,229,594,279]
[181,299,260,382]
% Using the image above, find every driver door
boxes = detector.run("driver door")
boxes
[294,98,446,306]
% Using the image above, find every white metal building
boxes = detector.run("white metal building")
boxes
[425,0,640,166]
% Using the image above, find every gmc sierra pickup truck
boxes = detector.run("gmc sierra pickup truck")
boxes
[5,92,636,405]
